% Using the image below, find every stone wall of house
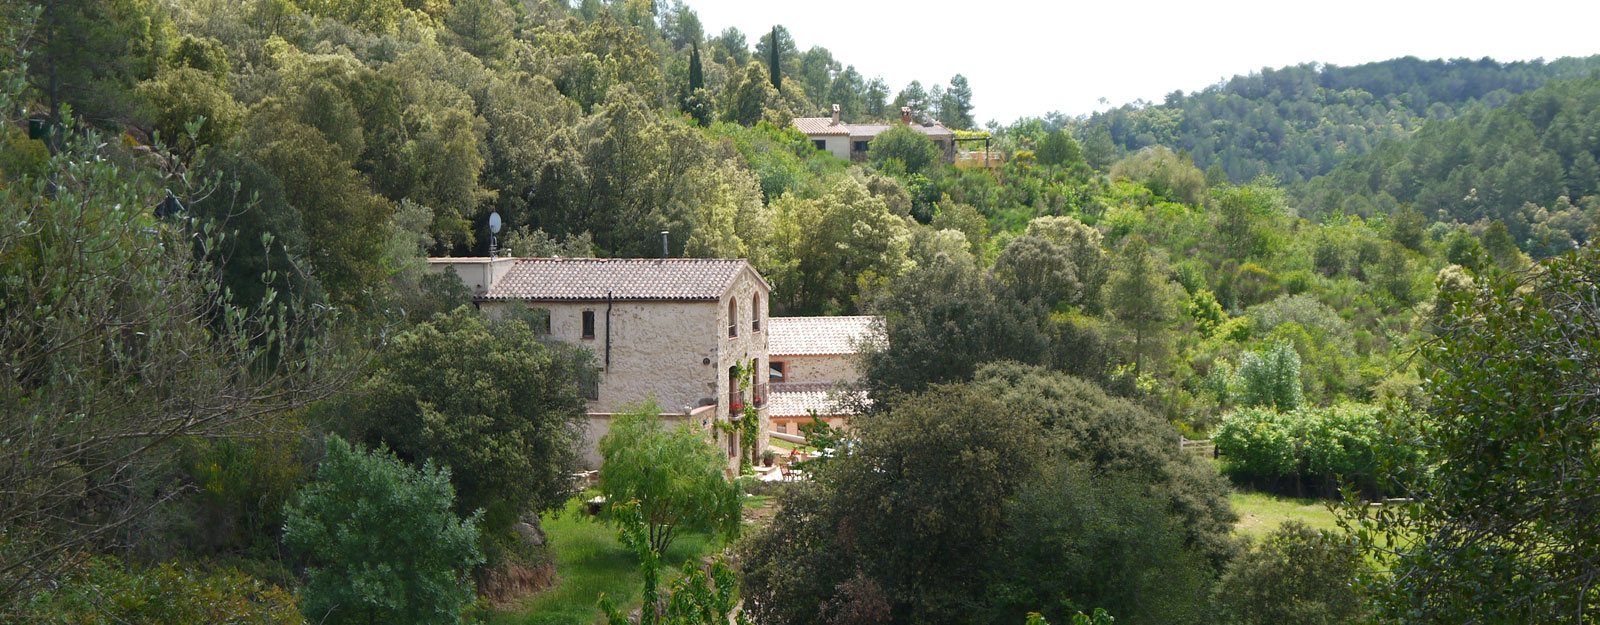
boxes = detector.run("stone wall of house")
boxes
[716,268,771,458]
[480,300,720,415]
[779,353,861,384]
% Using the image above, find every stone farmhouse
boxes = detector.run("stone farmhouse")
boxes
[428,257,772,470]
[793,105,956,164]
[765,316,880,435]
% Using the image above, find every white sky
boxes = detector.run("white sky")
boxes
[683,0,1600,125]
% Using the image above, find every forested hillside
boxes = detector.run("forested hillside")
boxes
[1296,72,1600,257]
[1076,55,1600,183]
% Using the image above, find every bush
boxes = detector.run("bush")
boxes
[1212,522,1365,625]
[1214,403,1415,496]
[21,556,302,624]
[283,435,484,625]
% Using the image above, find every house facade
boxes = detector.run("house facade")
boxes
[765,315,881,435]
[428,257,771,470]
[793,105,956,164]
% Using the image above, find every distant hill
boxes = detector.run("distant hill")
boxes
[1081,55,1600,184]
[1295,72,1600,256]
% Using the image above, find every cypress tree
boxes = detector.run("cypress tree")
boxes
[689,42,703,91]
[767,26,781,89]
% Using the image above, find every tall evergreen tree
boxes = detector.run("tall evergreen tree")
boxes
[688,42,703,91]
[767,25,781,90]
[941,74,974,129]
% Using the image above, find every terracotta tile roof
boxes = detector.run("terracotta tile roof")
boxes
[481,258,762,302]
[793,117,849,136]
[766,382,863,417]
[767,315,882,356]
[793,118,953,139]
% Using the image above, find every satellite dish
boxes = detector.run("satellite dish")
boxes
[488,211,502,234]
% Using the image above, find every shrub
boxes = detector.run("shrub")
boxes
[1214,403,1415,496]
[283,435,484,625]
[21,556,302,624]
[1212,522,1365,625]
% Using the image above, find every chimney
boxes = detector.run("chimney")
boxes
[831,103,841,124]
[660,231,670,258]
[900,106,912,124]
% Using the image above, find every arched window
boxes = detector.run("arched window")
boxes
[752,294,761,332]
[728,298,737,338]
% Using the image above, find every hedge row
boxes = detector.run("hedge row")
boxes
[1213,403,1418,496]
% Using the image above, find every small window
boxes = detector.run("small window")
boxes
[777,423,787,434]
[853,140,869,152]
[812,139,826,150]
[728,299,738,338]
[582,310,595,339]
[752,294,761,332]
[769,360,786,382]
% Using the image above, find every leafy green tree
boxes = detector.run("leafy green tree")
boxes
[739,384,1042,625]
[28,0,167,126]
[862,257,1051,393]
[1212,522,1365,625]
[1481,219,1524,269]
[1034,130,1084,169]
[1025,216,1108,308]
[1234,342,1303,411]
[1345,246,1600,623]
[598,403,742,555]
[973,363,1238,562]
[1104,235,1181,376]
[768,176,909,313]
[893,80,928,113]
[246,118,392,310]
[993,463,1213,625]
[993,235,1079,309]
[798,46,838,110]
[444,0,514,61]
[349,307,590,533]
[283,435,484,625]
[1111,146,1207,206]
[1081,125,1118,171]
[939,74,974,129]
[1211,182,1282,259]
[869,124,943,175]
[137,66,243,155]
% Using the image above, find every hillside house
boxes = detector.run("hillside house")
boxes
[428,257,772,470]
[765,315,881,435]
[794,105,956,164]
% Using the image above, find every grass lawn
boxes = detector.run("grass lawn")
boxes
[486,497,714,625]
[489,492,775,625]
[1230,490,1342,539]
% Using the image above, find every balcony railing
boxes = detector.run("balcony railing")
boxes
[728,383,768,412]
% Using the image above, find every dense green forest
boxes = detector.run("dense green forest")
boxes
[5,0,1600,623]
[1071,55,1600,183]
